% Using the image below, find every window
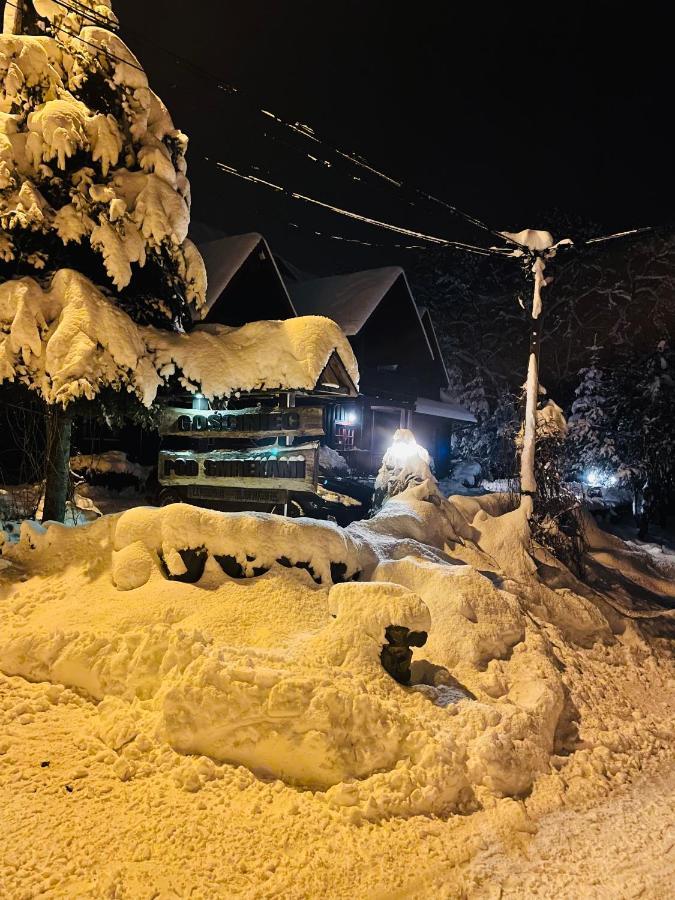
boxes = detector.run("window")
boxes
[334,423,355,450]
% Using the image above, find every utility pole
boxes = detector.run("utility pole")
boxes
[3,0,23,33]
[520,250,547,510]
[500,229,569,516]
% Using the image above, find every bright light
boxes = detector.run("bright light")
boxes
[387,440,419,465]
[345,411,358,425]
[385,430,429,467]
[584,468,617,488]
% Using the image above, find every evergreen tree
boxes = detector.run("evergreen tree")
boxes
[638,340,675,525]
[451,388,519,482]
[567,343,621,482]
[0,0,206,520]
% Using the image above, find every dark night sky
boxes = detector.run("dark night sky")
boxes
[115,1,673,275]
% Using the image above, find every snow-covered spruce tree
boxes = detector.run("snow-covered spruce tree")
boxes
[567,343,621,483]
[451,386,519,483]
[0,1,206,521]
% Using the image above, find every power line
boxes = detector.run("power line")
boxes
[5,1,503,258]
[110,21,512,246]
[52,20,145,73]
[213,159,506,257]
[47,0,119,31]
[584,225,666,246]
[5,2,671,261]
[3,2,144,72]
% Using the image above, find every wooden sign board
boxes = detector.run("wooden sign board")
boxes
[159,406,324,439]
[158,443,319,493]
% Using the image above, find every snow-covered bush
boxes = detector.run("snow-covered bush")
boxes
[521,400,585,574]
[371,429,435,512]
[319,444,349,474]
[70,450,150,492]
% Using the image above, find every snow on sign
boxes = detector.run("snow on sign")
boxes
[159,443,318,495]
[159,406,324,439]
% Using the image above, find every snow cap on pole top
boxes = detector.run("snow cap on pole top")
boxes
[500,229,555,252]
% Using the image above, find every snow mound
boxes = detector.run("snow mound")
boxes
[2,482,674,825]
[319,445,349,473]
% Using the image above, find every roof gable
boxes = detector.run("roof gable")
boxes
[289,266,406,336]
[196,233,296,326]
[419,307,450,389]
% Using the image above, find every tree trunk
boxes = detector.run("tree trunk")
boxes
[42,408,72,523]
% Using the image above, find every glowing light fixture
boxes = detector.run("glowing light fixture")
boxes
[192,392,208,411]
[584,468,617,488]
[384,430,429,468]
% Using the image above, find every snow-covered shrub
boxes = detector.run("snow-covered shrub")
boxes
[522,400,585,574]
[371,429,435,512]
[70,450,150,491]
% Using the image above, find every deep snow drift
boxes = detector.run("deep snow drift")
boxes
[1,484,674,896]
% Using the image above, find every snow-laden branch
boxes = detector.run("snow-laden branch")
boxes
[0,9,206,320]
[0,269,359,407]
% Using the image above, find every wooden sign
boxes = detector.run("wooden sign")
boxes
[159,406,324,439]
[158,443,319,493]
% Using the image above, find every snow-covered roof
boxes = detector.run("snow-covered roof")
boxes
[200,233,263,307]
[153,317,358,398]
[0,270,358,407]
[289,267,428,343]
[419,307,451,390]
[196,233,296,323]
[414,396,477,423]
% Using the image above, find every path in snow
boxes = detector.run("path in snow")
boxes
[462,764,675,898]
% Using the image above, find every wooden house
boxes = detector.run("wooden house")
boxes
[287,266,475,475]
[195,236,475,477]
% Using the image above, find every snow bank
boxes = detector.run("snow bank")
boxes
[111,503,363,589]
[2,480,674,826]
[0,270,358,406]
[318,444,349,473]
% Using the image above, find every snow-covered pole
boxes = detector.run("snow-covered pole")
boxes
[3,0,23,34]
[499,229,568,517]
[520,252,547,510]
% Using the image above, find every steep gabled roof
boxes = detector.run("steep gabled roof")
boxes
[419,307,451,389]
[196,233,296,325]
[289,266,428,341]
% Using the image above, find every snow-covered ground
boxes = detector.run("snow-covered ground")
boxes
[1,483,674,897]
